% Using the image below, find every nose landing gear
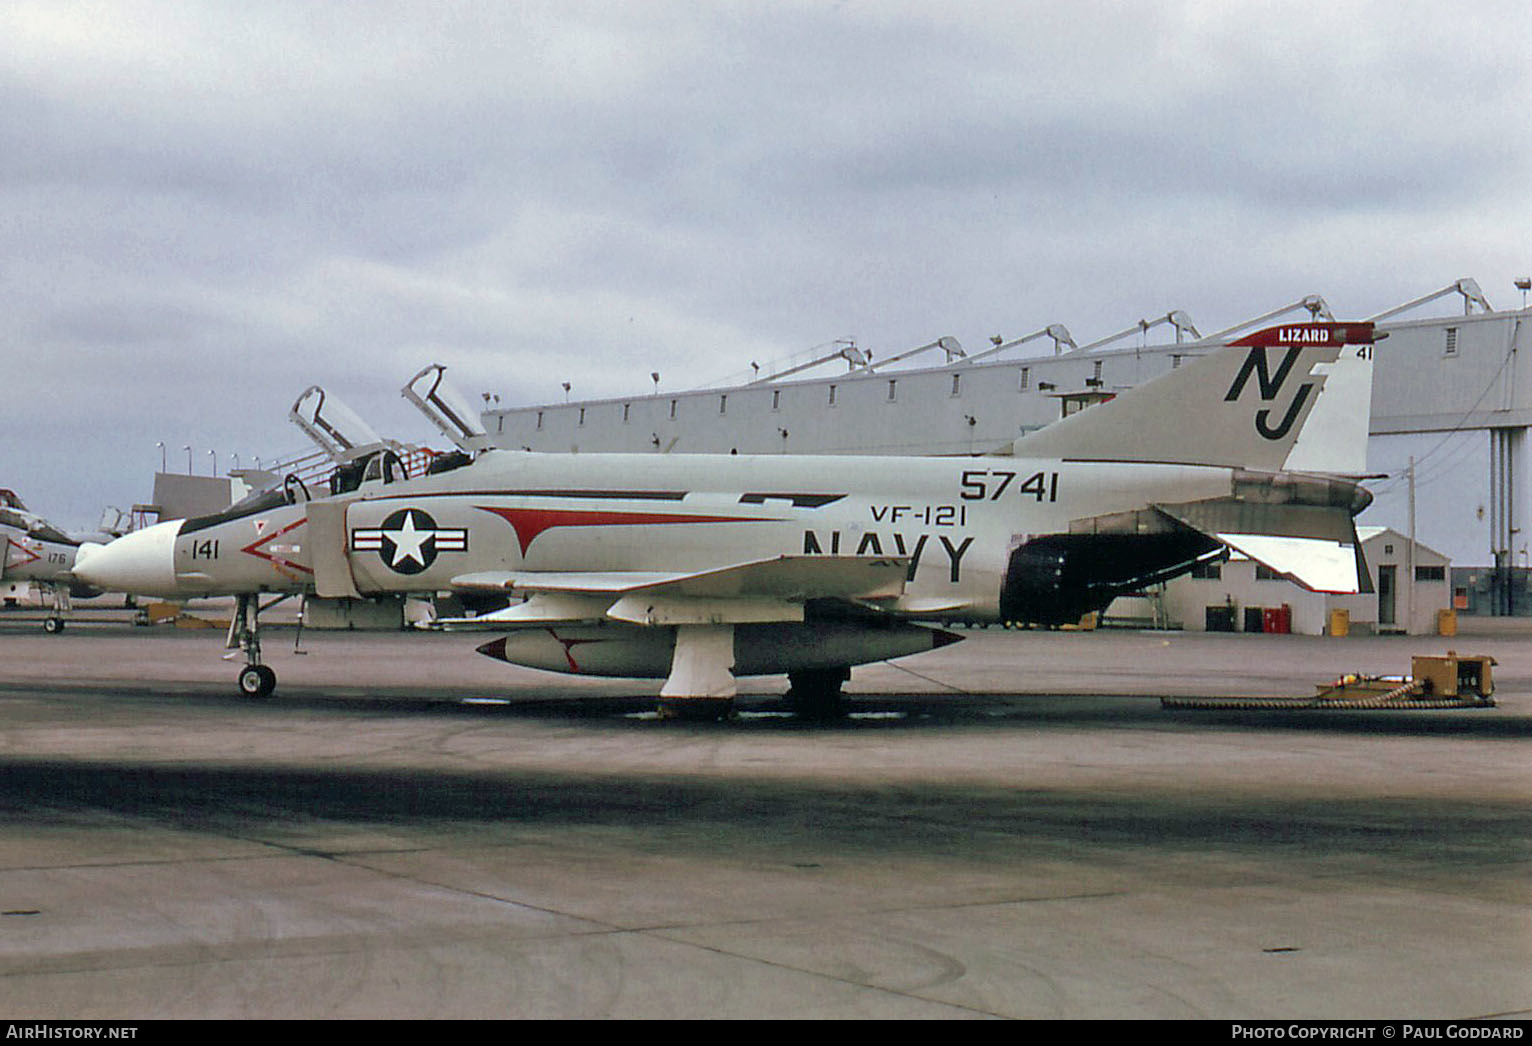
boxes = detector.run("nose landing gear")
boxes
[228,593,284,698]
[41,583,70,634]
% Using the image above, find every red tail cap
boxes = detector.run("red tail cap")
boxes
[1229,322,1382,348]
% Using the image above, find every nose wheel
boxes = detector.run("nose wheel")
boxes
[228,593,279,699]
[41,583,70,634]
[237,664,277,698]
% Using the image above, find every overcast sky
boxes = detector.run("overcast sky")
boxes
[3,1,1529,528]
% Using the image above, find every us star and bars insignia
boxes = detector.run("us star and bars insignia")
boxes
[351,508,467,575]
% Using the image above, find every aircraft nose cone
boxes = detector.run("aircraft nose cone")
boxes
[73,541,102,565]
[72,521,183,597]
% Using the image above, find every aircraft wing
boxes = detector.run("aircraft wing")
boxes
[441,555,910,629]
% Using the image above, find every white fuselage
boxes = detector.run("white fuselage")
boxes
[357,451,1234,612]
[102,450,1234,617]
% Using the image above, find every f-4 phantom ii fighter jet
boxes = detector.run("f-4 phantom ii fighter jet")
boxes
[76,324,1380,715]
[0,489,121,632]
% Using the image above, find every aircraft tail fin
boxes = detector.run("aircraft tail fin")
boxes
[1008,323,1381,474]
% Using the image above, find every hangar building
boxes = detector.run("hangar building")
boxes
[484,279,1530,617]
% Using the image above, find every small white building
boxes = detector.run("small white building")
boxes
[1113,527,1451,636]
[1332,527,1453,636]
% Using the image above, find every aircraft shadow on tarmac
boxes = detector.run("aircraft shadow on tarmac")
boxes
[10,676,1527,739]
[361,691,1530,740]
[1,756,1525,865]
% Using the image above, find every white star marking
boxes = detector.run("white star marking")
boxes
[384,512,433,568]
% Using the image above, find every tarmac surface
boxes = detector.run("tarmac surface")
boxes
[0,613,1527,1019]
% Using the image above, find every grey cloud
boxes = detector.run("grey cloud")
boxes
[2,2,1529,528]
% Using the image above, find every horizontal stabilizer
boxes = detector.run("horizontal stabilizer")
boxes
[1146,470,1373,594]
[1217,533,1364,594]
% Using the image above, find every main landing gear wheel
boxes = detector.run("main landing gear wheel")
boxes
[785,667,851,719]
[237,664,277,699]
[656,698,736,721]
[42,617,64,634]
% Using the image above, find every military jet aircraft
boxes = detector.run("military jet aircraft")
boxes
[75,322,1380,714]
[0,489,124,632]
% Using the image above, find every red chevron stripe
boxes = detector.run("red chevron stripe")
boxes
[241,517,314,578]
[477,505,772,556]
